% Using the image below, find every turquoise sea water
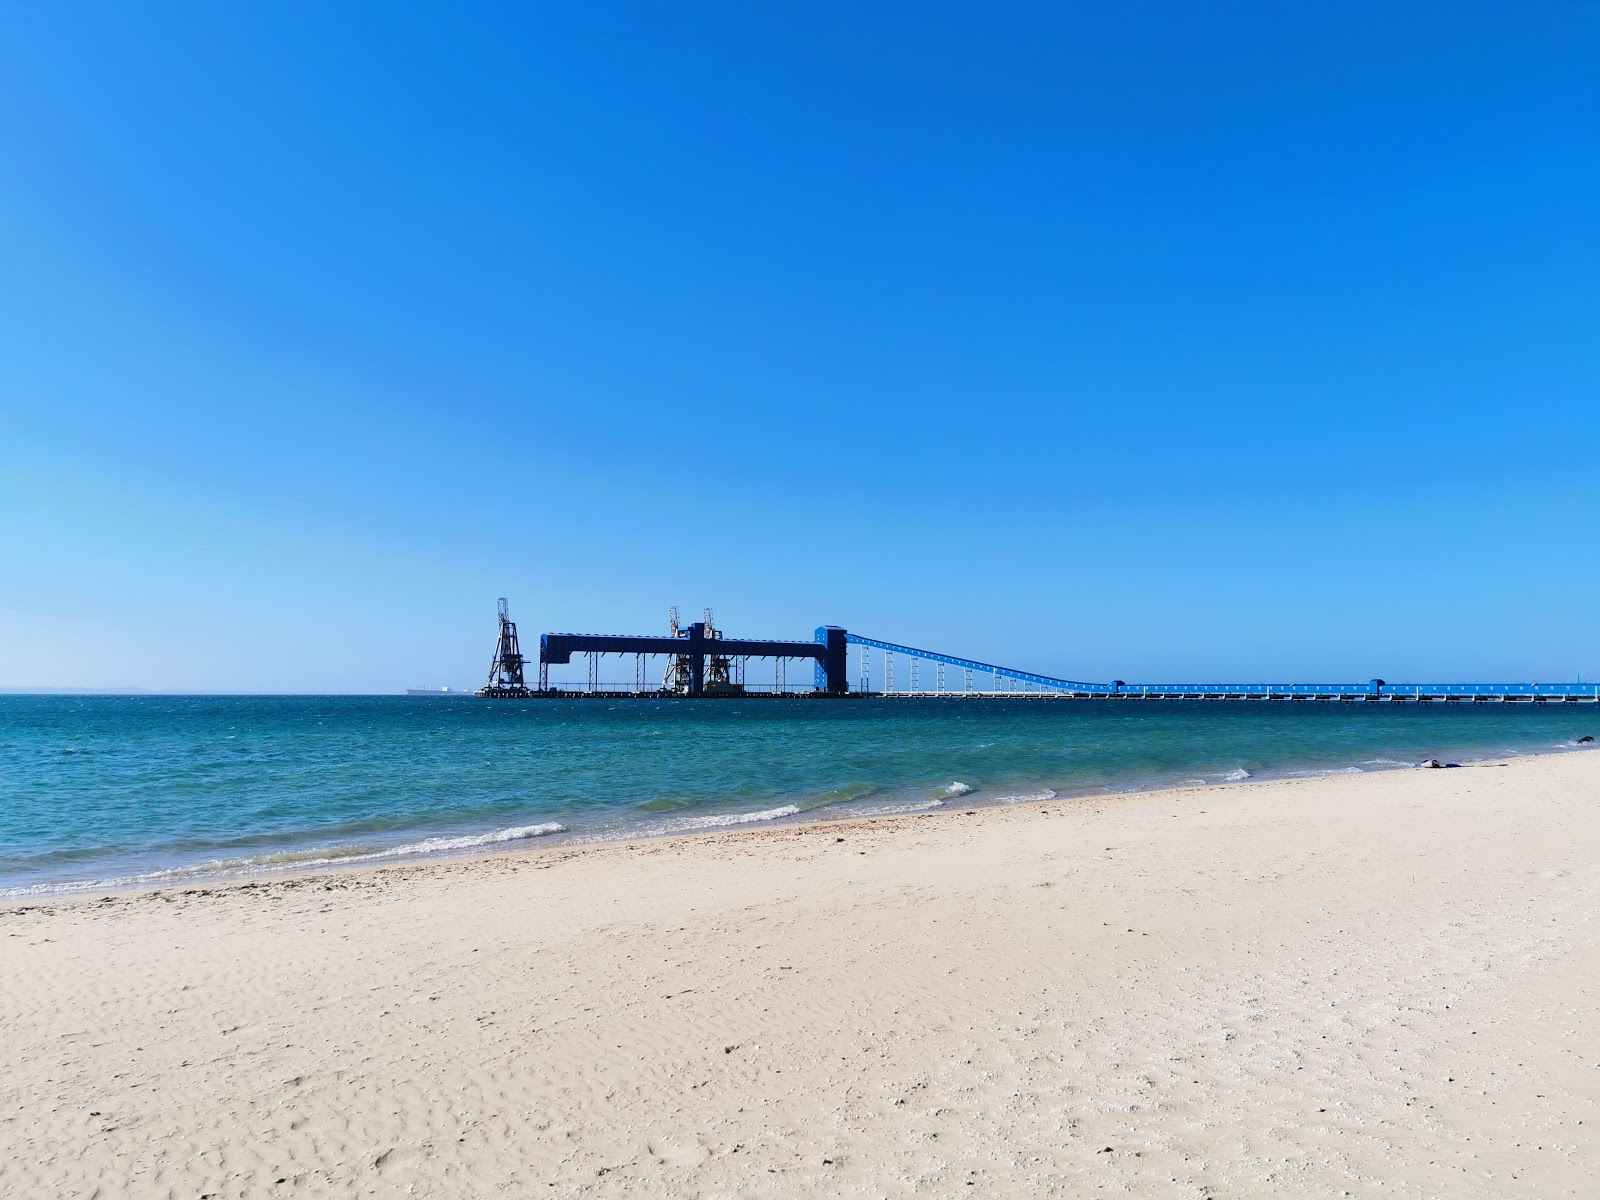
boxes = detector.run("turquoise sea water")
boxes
[2,695,1594,897]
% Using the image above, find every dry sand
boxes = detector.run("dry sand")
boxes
[3,751,1598,1198]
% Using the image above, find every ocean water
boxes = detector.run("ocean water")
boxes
[1,695,1594,897]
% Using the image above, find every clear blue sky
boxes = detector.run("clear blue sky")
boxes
[2,2,1596,692]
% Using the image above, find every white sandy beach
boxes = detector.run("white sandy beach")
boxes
[3,751,1597,1197]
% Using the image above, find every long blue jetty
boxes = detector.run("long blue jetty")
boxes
[475,601,1598,703]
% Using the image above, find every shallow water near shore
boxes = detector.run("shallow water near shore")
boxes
[2,695,1594,896]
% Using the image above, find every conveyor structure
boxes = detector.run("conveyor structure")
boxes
[474,602,1599,703]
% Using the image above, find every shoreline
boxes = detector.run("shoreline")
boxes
[9,692,1595,903]
[5,750,1596,1196]
[9,742,1593,910]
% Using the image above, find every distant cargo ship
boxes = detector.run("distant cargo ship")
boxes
[405,686,471,696]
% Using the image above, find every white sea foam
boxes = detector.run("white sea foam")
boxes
[856,799,946,817]
[357,822,567,860]
[672,804,801,830]
[997,788,1059,805]
[944,781,974,796]
[1361,758,1418,768]
[1221,768,1252,782]
[0,821,568,899]
[1283,766,1365,778]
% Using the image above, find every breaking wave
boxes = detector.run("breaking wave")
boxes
[944,781,974,795]
[356,823,567,858]
[671,804,801,830]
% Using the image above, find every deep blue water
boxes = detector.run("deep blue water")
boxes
[1,695,1594,896]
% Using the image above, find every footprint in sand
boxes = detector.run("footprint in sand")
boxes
[647,1135,708,1167]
